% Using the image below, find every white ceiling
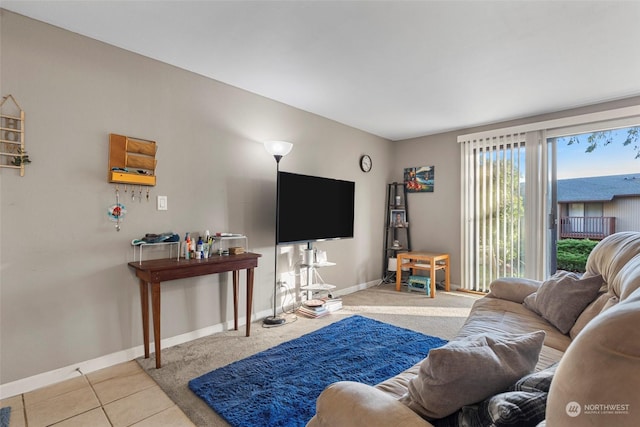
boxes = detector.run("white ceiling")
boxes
[3,1,640,141]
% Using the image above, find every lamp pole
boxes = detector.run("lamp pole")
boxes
[263,141,293,326]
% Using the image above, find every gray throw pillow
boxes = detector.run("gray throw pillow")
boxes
[523,271,604,334]
[403,330,546,420]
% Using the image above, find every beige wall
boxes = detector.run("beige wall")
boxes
[392,131,462,284]
[0,10,391,384]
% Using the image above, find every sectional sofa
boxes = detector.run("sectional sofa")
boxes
[307,231,640,426]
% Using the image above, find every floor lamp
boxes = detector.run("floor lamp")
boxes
[263,140,293,326]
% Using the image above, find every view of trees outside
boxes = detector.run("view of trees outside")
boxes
[476,147,525,287]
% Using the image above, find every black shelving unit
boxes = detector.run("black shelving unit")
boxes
[381,182,411,283]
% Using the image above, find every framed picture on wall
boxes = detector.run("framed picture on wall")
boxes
[390,209,406,227]
[404,165,434,193]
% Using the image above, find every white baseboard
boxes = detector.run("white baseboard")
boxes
[0,283,374,399]
[0,313,270,400]
[332,279,378,296]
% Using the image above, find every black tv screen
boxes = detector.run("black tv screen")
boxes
[277,172,355,244]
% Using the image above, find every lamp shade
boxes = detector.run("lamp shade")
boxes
[264,140,293,158]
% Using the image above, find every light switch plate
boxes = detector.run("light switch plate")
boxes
[157,195,168,211]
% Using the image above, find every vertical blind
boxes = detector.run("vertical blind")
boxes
[460,131,549,292]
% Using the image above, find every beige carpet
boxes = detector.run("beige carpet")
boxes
[137,283,481,427]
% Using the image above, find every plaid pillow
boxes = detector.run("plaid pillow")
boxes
[478,391,548,427]
[433,365,556,427]
[512,364,557,393]
[434,391,547,427]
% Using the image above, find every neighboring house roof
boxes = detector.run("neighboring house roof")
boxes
[558,173,640,203]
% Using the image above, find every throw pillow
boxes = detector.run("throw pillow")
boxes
[477,391,548,427]
[433,364,557,427]
[523,271,604,334]
[403,330,546,420]
[512,363,557,393]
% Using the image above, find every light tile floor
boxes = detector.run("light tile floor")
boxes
[0,361,195,427]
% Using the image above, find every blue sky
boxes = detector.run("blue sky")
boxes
[556,128,640,179]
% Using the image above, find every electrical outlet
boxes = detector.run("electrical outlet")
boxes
[157,195,168,210]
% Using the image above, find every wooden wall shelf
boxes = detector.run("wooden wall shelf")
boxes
[109,133,157,186]
[0,95,26,176]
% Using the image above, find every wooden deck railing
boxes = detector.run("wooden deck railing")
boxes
[560,216,616,240]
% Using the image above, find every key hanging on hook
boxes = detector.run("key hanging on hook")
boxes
[146,187,150,202]
[139,185,142,203]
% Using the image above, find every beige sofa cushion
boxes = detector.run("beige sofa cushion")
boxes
[569,292,618,339]
[568,232,640,338]
[584,231,640,297]
[402,330,545,420]
[488,277,541,303]
[457,295,572,352]
[547,285,640,426]
[308,381,433,427]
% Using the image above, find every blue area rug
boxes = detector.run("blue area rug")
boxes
[189,315,447,427]
[0,406,10,427]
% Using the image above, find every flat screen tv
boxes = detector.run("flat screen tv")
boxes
[277,171,355,245]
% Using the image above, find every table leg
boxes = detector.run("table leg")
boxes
[430,262,436,299]
[396,256,403,291]
[444,256,451,291]
[139,280,149,359]
[232,269,239,331]
[246,267,254,337]
[151,282,161,369]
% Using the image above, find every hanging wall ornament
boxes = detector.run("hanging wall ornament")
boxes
[108,203,127,231]
[109,185,126,231]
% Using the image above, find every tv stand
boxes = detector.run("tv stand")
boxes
[299,243,336,300]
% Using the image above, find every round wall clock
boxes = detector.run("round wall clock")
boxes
[359,154,372,172]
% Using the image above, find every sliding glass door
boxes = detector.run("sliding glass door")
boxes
[459,107,640,292]
[460,131,553,292]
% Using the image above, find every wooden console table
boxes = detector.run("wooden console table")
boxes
[128,252,261,368]
[395,252,450,298]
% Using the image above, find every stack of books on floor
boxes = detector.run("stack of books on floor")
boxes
[298,300,330,318]
[320,296,343,312]
[297,297,343,319]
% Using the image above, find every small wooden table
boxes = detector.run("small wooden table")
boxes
[396,252,450,298]
[128,252,261,368]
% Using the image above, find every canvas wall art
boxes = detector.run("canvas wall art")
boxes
[404,166,434,193]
